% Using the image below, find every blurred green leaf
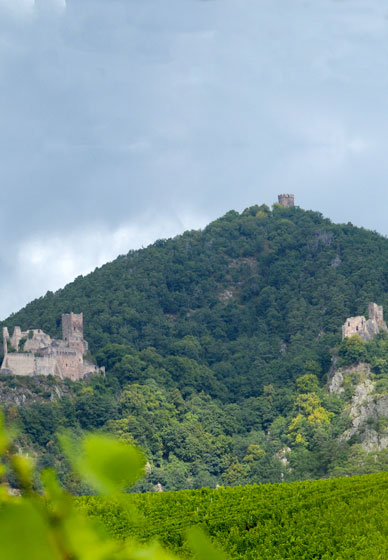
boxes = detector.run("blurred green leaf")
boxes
[0,409,12,456]
[124,541,179,559]
[0,499,61,560]
[42,468,120,560]
[187,527,229,560]
[11,454,34,490]
[61,512,118,560]
[59,432,146,494]
[41,468,65,501]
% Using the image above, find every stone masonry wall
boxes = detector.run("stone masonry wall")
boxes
[342,316,367,339]
[2,354,36,376]
[62,312,88,354]
[24,331,52,353]
[55,350,83,381]
[342,302,388,341]
[1,354,62,378]
[35,356,62,378]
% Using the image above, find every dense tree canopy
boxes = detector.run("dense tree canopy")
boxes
[3,204,388,490]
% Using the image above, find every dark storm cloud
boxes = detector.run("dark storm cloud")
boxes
[1,0,388,316]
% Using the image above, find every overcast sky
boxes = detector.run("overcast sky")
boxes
[1,0,388,318]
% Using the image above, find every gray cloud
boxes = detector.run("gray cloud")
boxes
[1,0,388,317]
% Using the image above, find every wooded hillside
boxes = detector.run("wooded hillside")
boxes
[3,203,388,490]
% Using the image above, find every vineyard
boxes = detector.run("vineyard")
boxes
[77,473,388,559]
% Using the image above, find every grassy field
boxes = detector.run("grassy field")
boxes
[76,472,388,559]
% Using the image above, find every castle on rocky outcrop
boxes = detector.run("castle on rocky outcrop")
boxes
[1,313,102,381]
[278,194,295,208]
[342,303,388,341]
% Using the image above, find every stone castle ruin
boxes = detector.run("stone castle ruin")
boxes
[278,194,295,208]
[1,313,102,381]
[342,303,388,341]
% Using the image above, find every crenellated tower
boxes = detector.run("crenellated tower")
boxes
[278,194,295,208]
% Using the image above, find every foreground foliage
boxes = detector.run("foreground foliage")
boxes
[0,414,226,560]
[78,473,388,559]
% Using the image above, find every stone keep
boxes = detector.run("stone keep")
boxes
[1,313,102,381]
[61,312,88,355]
[342,303,388,341]
[278,194,295,208]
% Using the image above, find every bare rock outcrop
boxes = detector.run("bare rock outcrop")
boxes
[328,362,371,395]
[329,362,388,451]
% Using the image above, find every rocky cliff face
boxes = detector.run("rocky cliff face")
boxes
[0,375,69,406]
[328,363,388,451]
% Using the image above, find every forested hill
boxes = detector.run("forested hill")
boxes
[4,203,388,402]
[4,202,388,491]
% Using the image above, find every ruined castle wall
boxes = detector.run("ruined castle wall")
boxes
[55,350,84,381]
[368,303,386,328]
[2,327,9,356]
[1,313,99,381]
[81,361,103,378]
[1,354,63,378]
[342,316,367,339]
[343,303,388,341]
[10,327,23,351]
[24,332,52,353]
[35,356,62,378]
[0,352,89,379]
[1,354,36,376]
[68,339,88,355]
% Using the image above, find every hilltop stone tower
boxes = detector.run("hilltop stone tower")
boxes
[61,312,88,355]
[278,194,295,208]
[342,303,388,341]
